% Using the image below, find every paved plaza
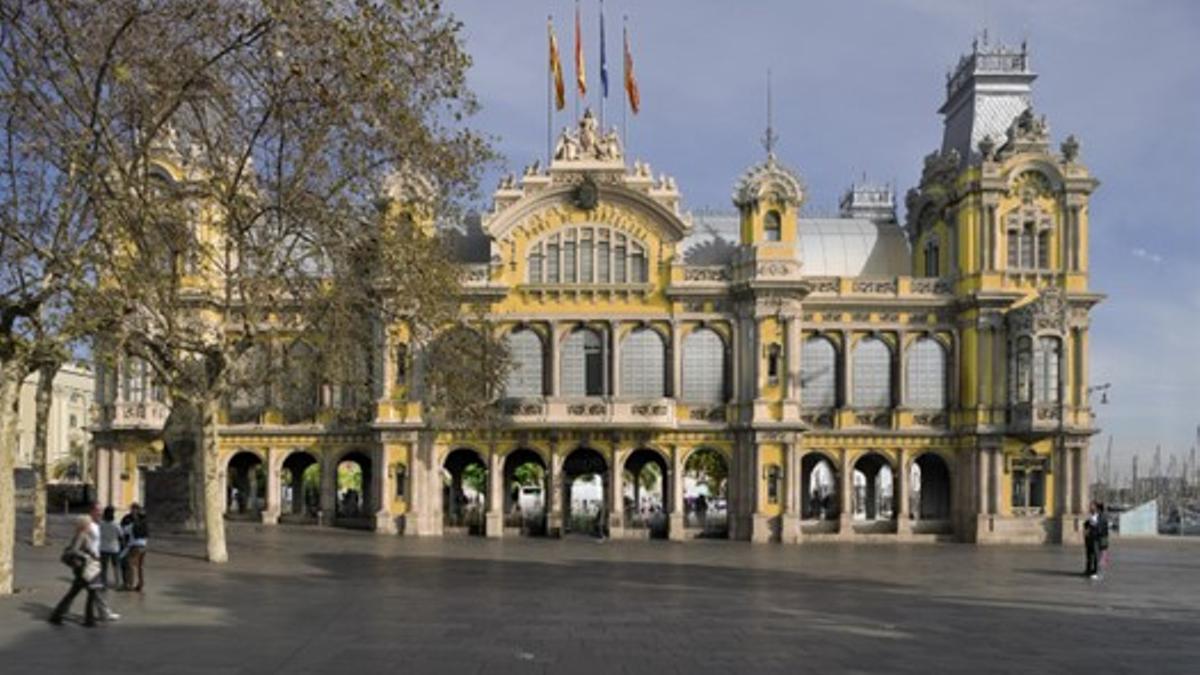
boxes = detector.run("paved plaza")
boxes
[2,516,1200,674]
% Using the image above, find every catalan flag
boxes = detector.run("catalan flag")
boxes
[548,19,565,110]
[574,2,586,97]
[624,23,640,114]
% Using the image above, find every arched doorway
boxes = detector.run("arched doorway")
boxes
[912,453,952,531]
[225,451,264,519]
[801,452,839,531]
[280,451,320,523]
[335,451,373,527]
[683,448,729,537]
[443,448,487,534]
[853,452,895,529]
[503,448,546,536]
[624,449,668,538]
[562,447,607,535]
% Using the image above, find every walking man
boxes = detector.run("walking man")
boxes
[50,510,119,626]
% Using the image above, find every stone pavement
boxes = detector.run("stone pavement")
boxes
[2,515,1200,674]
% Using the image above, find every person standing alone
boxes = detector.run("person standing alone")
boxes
[98,506,124,589]
[122,503,149,592]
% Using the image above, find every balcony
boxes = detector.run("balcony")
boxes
[101,401,170,430]
[1008,402,1062,434]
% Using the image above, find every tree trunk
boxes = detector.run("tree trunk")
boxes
[0,360,25,595]
[31,362,58,547]
[199,394,228,563]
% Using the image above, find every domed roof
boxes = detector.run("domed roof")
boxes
[732,154,804,209]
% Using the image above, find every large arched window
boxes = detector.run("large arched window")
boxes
[851,337,892,408]
[505,329,544,397]
[905,337,947,409]
[621,329,666,398]
[801,336,837,409]
[1033,336,1061,404]
[681,328,725,403]
[281,341,320,423]
[562,328,605,396]
[527,226,649,285]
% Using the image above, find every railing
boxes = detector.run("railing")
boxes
[102,401,170,429]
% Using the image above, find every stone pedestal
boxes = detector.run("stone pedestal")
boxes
[839,513,854,538]
[374,510,397,535]
[896,516,913,537]
[668,513,686,541]
[485,512,504,539]
[547,511,563,538]
[750,512,774,543]
[260,509,280,526]
[781,513,801,544]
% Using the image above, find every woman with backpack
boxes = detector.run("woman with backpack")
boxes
[121,503,149,592]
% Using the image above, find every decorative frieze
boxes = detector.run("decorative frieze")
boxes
[852,279,898,294]
[682,266,731,282]
[632,403,669,417]
[687,406,727,422]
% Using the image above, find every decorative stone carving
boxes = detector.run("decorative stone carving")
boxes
[683,266,731,282]
[688,406,726,422]
[852,279,897,294]
[504,402,544,416]
[851,312,871,323]
[854,411,891,428]
[733,154,804,208]
[755,261,792,277]
[808,277,839,294]
[997,107,1051,159]
[632,403,668,417]
[878,312,900,323]
[801,412,834,428]
[1061,134,1080,163]
[910,278,953,295]
[913,412,947,427]
[553,108,622,162]
[1008,287,1068,334]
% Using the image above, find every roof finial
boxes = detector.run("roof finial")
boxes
[761,68,778,158]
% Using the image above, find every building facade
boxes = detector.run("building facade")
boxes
[93,38,1101,544]
[15,362,94,481]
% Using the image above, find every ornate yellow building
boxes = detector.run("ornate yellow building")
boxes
[93,38,1100,545]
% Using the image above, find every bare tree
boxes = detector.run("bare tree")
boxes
[3,0,493,567]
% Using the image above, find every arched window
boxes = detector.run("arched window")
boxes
[1033,336,1061,404]
[527,226,650,285]
[282,342,320,423]
[621,329,666,398]
[801,336,837,408]
[505,329,544,398]
[681,328,725,403]
[764,210,782,241]
[905,338,947,409]
[562,328,605,396]
[923,237,940,277]
[852,337,892,408]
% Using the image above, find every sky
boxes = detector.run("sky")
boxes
[445,0,1200,480]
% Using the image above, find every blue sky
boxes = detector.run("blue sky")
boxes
[447,0,1200,479]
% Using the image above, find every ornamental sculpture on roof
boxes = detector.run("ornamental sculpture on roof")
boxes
[553,108,622,162]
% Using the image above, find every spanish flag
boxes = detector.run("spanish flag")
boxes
[624,23,640,114]
[574,2,586,97]
[548,19,565,110]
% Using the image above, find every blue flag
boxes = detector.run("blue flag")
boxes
[599,4,608,97]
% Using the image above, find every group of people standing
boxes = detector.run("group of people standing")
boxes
[49,502,149,627]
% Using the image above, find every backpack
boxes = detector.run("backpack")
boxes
[132,516,149,539]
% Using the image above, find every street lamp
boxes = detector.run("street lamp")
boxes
[1088,383,1111,406]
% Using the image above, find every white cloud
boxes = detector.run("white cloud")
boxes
[1131,247,1164,264]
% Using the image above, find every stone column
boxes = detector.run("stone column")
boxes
[109,448,123,509]
[896,449,911,536]
[318,451,337,526]
[896,332,909,409]
[549,321,561,397]
[783,316,801,420]
[670,320,682,399]
[990,448,1003,516]
[839,330,852,408]
[610,320,623,396]
[609,447,625,538]
[485,448,504,538]
[977,446,989,515]
[839,449,853,536]
[262,448,281,525]
[668,445,685,540]
[781,442,800,543]
[373,446,395,534]
[546,442,563,536]
[730,319,742,405]
[749,443,772,543]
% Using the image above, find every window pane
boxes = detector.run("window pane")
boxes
[631,245,646,282]
[1007,232,1019,268]
[528,246,542,283]
[1037,230,1050,269]
[563,240,576,283]
[801,337,836,408]
[682,329,725,403]
[1016,337,1033,403]
[1020,227,1034,268]
[505,330,544,397]
[1012,470,1026,507]
[546,242,559,283]
[1035,337,1060,404]
[614,239,627,283]
[621,329,665,397]
[597,240,610,282]
[851,337,891,408]
[561,330,594,396]
[906,338,946,409]
[580,237,593,283]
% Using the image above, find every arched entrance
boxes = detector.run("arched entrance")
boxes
[563,447,607,536]
[335,451,373,528]
[853,452,895,530]
[912,453,952,532]
[443,448,487,534]
[683,448,729,537]
[503,449,546,536]
[624,448,668,538]
[801,452,839,531]
[225,451,264,519]
[280,451,320,523]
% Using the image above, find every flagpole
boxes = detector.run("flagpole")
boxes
[599,0,605,130]
[622,16,629,153]
[547,15,553,167]
[574,0,580,124]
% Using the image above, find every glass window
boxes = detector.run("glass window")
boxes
[801,336,837,408]
[621,329,666,398]
[1015,336,1033,404]
[906,338,947,409]
[528,245,543,283]
[563,239,576,283]
[767,344,782,384]
[1007,230,1019,269]
[631,245,647,282]
[505,329,544,397]
[924,238,939,277]
[1037,229,1051,269]
[546,240,559,283]
[681,328,725,403]
[597,238,610,282]
[562,329,604,397]
[851,337,892,408]
[1034,336,1061,404]
[580,232,594,283]
[764,210,782,241]
[1020,224,1034,269]
[614,237,627,283]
